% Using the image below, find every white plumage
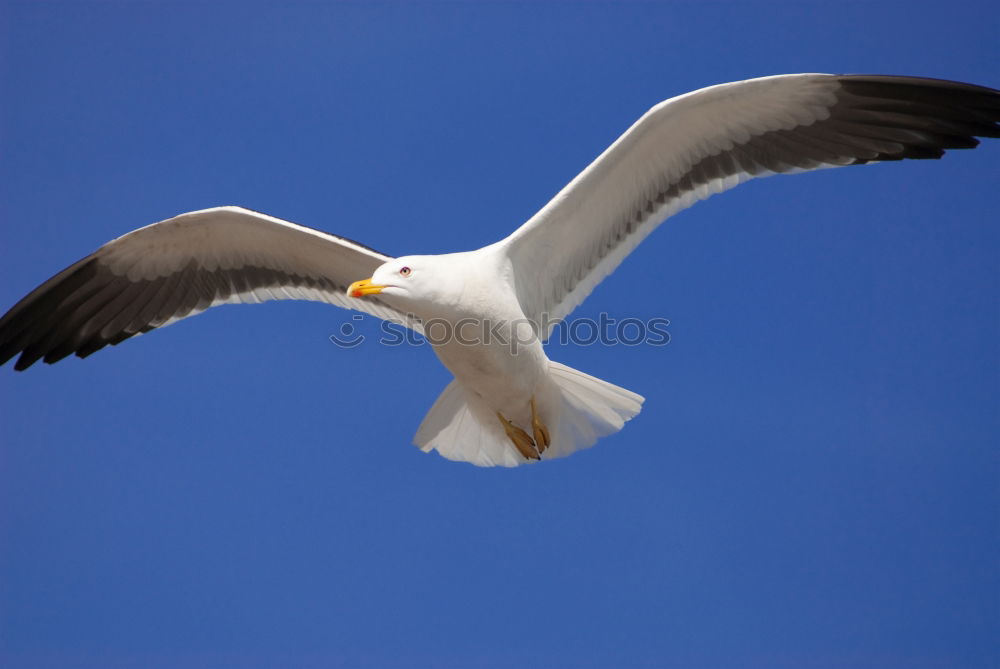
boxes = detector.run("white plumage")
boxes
[2,74,998,466]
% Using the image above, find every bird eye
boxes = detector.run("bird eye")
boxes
[399,266,411,277]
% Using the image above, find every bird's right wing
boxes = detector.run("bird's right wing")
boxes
[501,74,1000,337]
[0,206,418,370]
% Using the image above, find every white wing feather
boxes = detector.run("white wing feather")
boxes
[0,206,416,369]
[501,74,1000,334]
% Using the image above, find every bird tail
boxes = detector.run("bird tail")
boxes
[413,361,644,467]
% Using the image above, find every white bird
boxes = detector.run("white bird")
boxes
[2,74,998,466]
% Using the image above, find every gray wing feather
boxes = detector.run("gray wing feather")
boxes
[0,206,410,370]
[503,74,1000,335]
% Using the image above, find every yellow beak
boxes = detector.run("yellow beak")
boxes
[348,278,386,298]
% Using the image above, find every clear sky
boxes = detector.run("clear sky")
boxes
[1,2,997,668]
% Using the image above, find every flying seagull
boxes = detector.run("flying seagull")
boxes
[2,74,998,466]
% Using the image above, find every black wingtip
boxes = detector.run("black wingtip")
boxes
[13,352,40,372]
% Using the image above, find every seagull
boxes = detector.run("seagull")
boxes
[2,74,998,466]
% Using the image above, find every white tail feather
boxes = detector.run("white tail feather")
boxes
[413,361,644,467]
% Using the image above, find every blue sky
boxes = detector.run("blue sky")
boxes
[1,2,997,668]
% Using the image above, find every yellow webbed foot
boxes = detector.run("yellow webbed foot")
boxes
[530,396,550,454]
[497,411,540,461]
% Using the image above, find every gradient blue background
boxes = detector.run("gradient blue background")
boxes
[1,2,997,668]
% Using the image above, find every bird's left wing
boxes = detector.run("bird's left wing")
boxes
[0,206,416,370]
[501,74,1000,335]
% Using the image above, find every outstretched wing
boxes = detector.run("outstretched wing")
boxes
[0,206,415,370]
[502,74,1000,334]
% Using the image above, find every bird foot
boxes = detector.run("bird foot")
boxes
[497,396,551,461]
[497,412,540,461]
[530,396,550,454]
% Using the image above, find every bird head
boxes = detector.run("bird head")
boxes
[348,256,451,312]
